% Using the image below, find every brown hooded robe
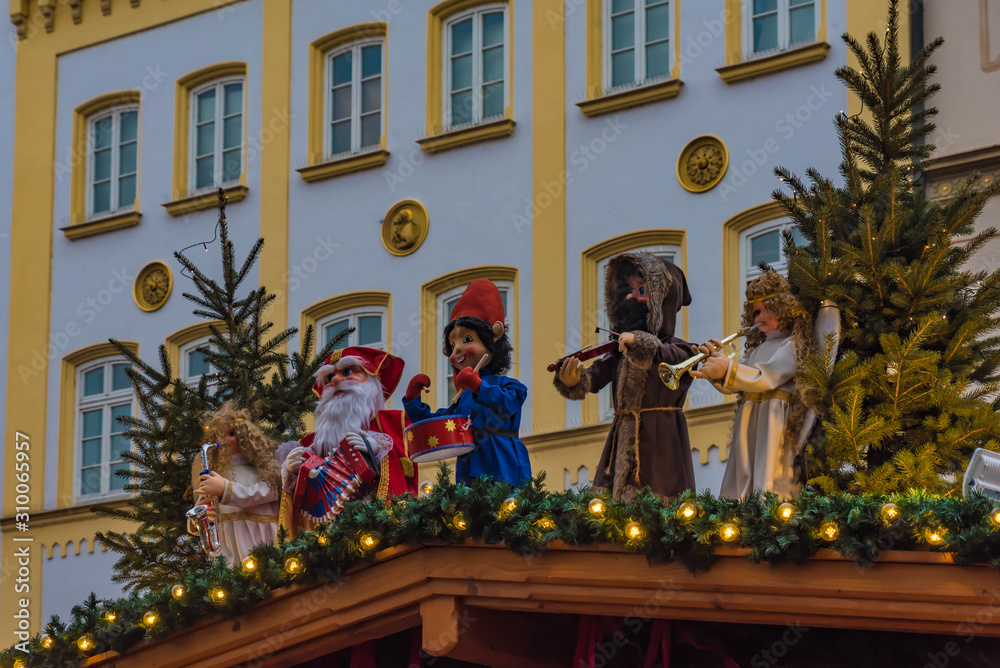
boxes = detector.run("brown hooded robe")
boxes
[554,252,697,501]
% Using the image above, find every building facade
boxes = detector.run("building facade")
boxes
[0,0,927,642]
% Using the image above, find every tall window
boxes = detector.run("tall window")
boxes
[445,6,507,129]
[437,283,512,406]
[88,106,138,219]
[317,306,387,350]
[597,246,679,421]
[327,40,384,158]
[179,336,218,390]
[740,219,806,290]
[606,0,672,90]
[190,79,244,192]
[77,358,133,500]
[746,0,817,56]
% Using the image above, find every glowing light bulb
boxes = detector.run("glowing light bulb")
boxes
[317,533,330,546]
[537,516,556,531]
[40,633,54,649]
[142,610,159,627]
[360,532,379,550]
[880,502,900,524]
[104,611,117,623]
[211,587,227,603]
[625,521,644,541]
[777,503,795,521]
[284,557,303,574]
[990,508,1000,527]
[452,513,468,532]
[501,496,518,517]
[241,556,257,573]
[719,523,740,542]
[820,521,840,541]
[77,634,95,652]
[925,527,946,545]
[171,584,186,599]
[588,498,606,517]
[676,502,699,521]
[419,480,435,495]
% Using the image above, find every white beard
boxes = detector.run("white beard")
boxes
[312,378,383,458]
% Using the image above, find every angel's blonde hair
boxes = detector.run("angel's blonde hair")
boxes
[202,402,281,492]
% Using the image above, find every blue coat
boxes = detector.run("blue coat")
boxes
[403,370,532,486]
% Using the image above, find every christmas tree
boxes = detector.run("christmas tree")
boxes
[93,192,342,593]
[779,0,1000,494]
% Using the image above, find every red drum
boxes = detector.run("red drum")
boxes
[405,415,476,463]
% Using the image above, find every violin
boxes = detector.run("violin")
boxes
[547,329,620,372]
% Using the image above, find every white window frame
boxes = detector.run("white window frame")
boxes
[189,77,245,194]
[179,335,218,390]
[443,4,509,130]
[325,38,386,160]
[437,281,514,408]
[596,245,680,422]
[75,357,134,503]
[316,305,389,351]
[86,105,139,221]
[743,0,819,59]
[739,218,803,291]
[603,0,672,93]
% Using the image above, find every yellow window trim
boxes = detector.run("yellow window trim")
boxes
[420,266,518,412]
[583,0,682,111]
[720,0,828,76]
[579,229,687,427]
[717,41,830,84]
[167,61,248,207]
[300,291,392,354]
[165,320,227,378]
[424,0,515,146]
[721,200,786,337]
[163,182,248,217]
[57,341,139,509]
[69,90,141,227]
[60,210,141,240]
[303,22,389,179]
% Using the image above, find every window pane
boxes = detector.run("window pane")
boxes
[361,79,381,114]
[611,12,635,50]
[332,87,351,121]
[93,182,111,213]
[119,175,136,208]
[451,53,472,92]
[331,120,351,155]
[80,466,101,495]
[753,0,777,12]
[324,319,350,346]
[482,12,504,48]
[789,225,807,246]
[83,368,105,396]
[361,114,380,148]
[332,52,352,86]
[188,348,212,378]
[357,315,382,346]
[112,363,131,391]
[224,83,243,115]
[111,435,130,460]
[111,404,130,435]
[119,141,137,175]
[499,290,509,316]
[361,44,381,78]
[753,14,778,52]
[94,117,113,150]
[645,42,671,79]
[450,90,473,126]
[94,148,111,181]
[196,89,216,123]
[195,155,214,189]
[645,3,670,42]
[119,111,138,142]
[790,0,811,5]
[611,50,635,87]
[82,409,103,438]
[223,116,242,149]
[451,18,473,55]
[612,0,633,13]
[109,463,129,491]
[222,148,241,183]
[196,122,215,156]
[751,231,781,266]
[482,82,504,118]
[789,5,815,45]
[483,45,503,82]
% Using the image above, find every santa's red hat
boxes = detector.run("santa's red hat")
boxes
[449,279,506,340]
[313,346,405,399]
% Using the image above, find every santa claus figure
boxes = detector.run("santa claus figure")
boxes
[276,346,417,538]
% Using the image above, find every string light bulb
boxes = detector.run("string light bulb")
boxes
[419,480,435,495]
[40,633,54,649]
[989,507,1000,527]
[104,610,117,623]
[452,513,468,532]
[317,533,330,546]
[624,521,645,541]
[241,556,258,573]
[820,521,840,541]
[77,634,95,652]
[719,522,740,542]
[142,610,160,627]
[14,659,27,668]
[925,527,946,545]
[359,532,380,551]
[880,502,900,524]
[777,503,796,521]
[171,584,186,600]
[211,587,227,603]
[588,498,606,517]
[676,502,699,522]
[536,516,556,531]
[284,557,304,575]
[500,496,518,517]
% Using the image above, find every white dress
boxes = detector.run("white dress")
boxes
[192,452,278,565]
[714,329,799,499]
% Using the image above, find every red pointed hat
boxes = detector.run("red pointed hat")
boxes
[449,279,506,332]
[313,346,405,399]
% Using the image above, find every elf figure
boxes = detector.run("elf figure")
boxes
[552,252,697,501]
[403,278,531,486]
[191,402,281,565]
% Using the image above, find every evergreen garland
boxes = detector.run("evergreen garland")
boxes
[6,469,1000,668]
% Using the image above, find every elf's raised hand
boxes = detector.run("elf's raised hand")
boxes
[454,366,482,394]
[405,374,431,401]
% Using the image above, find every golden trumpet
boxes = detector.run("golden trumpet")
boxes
[657,324,759,390]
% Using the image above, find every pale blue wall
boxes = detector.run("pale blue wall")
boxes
[42,541,122,624]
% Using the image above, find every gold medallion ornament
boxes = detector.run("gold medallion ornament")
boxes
[381,199,429,256]
[134,261,173,312]
[677,135,728,193]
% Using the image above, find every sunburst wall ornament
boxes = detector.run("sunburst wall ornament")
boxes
[677,135,728,193]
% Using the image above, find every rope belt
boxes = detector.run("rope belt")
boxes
[609,407,683,484]
[743,389,793,403]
